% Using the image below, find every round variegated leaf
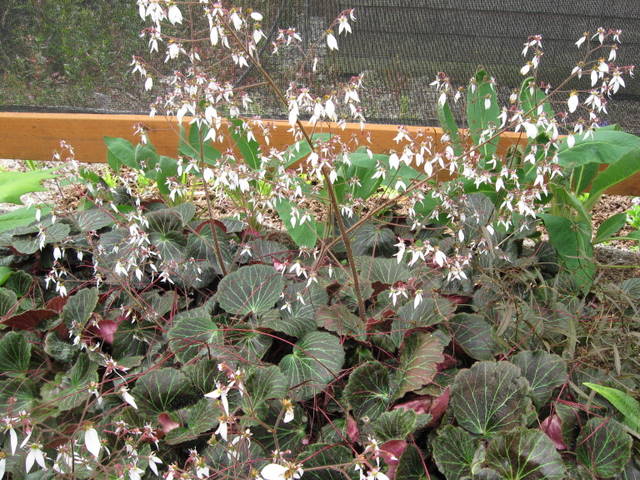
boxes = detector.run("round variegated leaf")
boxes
[451,361,532,435]
[395,444,429,480]
[485,428,566,480]
[344,362,394,420]
[218,264,284,315]
[432,425,480,480]
[0,331,31,376]
[355,256,410,284]
[132,368,193,415]
[449,313,499,361]
[167,311,223,363]
[279,331,344,401]
[512,350,567,409]
[576,418,632,478]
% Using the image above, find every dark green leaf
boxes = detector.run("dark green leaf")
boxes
[218,265,284,315]
[485,428,566,479]
[432,425,479,480]
[512,350,567,409]
[0,331,31,376]
[279,331,344,401]
[451,361,532,435]
[576,418,632,478]
[132,368,192,415]
[344,362,394,420]
[167,312,223,363]
[298,444,356,480]
[61,288,98,329]
[449,313,498,361]
[371,409,421,442]
[243,365,288,416]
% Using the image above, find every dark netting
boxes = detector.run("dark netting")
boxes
[2,0,640,133]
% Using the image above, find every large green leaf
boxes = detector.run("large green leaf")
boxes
[576,418,632,478]
[350,222,396,256]
[432,425,479,480]
[395,332,443,398]
[104,136,138,170]
[279,331,344,401]
[467,69,500,163]
[61,288,98,329]
[557,128,640,169]
[512,351,567,409]
[178,123,220,164]
[343,362,394,420]
[0,206,51,233]
[594,213,628,244]
[0,288,17,316]
[229,118,261,170]
[585,148,640,210]
[167,311,223,363]
[132,368,192,415]
[0,331,31,376]
[75,208,114,232]
[218,265,284,315]
[0,265,12,287]
[275,199,318,248]
[10,221,70,254]
[395,444,428,480]
[485,428,566,479]
[0,169,56,204]
[437,98,463,156]
[226,324,273,362]
[0,378,37,412]
[539,214,594,293]
[451,361,532,435]
[449,313,498,361]
[583,383,640,433]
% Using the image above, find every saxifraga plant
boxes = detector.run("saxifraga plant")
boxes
[0,2,639,480]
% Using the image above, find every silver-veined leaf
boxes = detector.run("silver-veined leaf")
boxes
[218,264,284,315]
[451,361,532,435]
[279,331,344,401]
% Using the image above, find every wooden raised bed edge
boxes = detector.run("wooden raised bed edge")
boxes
[0,112,638,196]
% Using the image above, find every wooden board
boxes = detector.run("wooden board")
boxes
[0,112,638,195]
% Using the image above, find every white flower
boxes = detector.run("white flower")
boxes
[576,34,587,48]
[205,382,231,415]
[128,465,145,480]
[148,453,163,476]
[484,97,491,110]
[433,249,447,268]
[120,387,138,409]
[282,399,295,424]
[567,91,579,113]
[523,122,538,138]
[261,462,304,480]
[251,12,263,21]
[167,5,183,24]
[25,443,46,473]
[84,426,101,458]
[326,32,339,51]
[144,76,153,91]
